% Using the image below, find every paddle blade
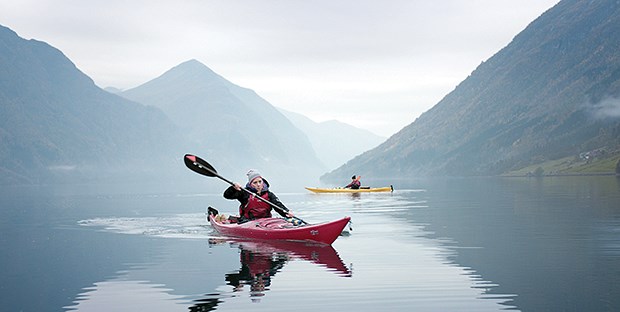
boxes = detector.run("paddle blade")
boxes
[184,154,218,177]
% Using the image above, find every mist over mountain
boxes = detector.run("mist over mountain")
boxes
[120,60,327,187]
[278,108,385,170]
[322,0,620,181]
[0,22,376,188]
[7,0,617,187]
[0,25,181,185]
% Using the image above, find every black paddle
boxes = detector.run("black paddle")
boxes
[184,154,307,224]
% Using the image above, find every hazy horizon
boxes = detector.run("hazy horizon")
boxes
[0,0,560,136]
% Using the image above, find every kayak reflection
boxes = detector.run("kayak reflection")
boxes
[211,238,351,300]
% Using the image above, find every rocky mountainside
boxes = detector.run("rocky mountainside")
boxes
[323,0,620,181]
[0,25,181,184]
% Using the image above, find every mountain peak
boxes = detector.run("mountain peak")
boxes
[174,58,211,72]
[121,59,233,101]
[159,59,224,84]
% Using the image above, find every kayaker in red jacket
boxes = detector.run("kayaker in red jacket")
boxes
[345,175,361,189]
[224,169,294,221]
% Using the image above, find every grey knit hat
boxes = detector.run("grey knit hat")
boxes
[247,169,262,183]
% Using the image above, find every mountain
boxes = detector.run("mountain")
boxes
[120,60,326,187]
[322,0,620,181]
[103,87,123,94]
[0,24,327,188]
[278,108,385,170]
[0,25,182,185]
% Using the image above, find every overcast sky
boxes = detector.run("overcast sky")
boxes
[1,0,560,137]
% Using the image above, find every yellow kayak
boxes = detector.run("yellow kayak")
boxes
[305,186,394,193]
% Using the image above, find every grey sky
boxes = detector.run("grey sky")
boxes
[1,0,560,136]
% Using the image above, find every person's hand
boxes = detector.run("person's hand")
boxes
[286,211,295,218]
[233,182,242,191]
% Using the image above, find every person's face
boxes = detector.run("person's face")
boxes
[251,177,264,192]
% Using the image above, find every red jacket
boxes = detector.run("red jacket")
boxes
[223,181,289,220]
[241,192,272,219]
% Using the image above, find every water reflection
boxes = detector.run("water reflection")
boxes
[198,238,351,306]
[7,178,618,311]
[188,296,220,312]
[394,177,620,311]
[225,244,287,301]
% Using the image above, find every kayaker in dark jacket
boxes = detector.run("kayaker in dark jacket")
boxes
[345,175,361,189]
[224,169,294,221]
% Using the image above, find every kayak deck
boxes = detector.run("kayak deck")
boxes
[305,185,394,193]
[208,209,350,245]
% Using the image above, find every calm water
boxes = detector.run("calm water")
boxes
[1,176,620,311]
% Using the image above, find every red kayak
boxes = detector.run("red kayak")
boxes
[207,207,350,245]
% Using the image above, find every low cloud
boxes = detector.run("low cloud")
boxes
[591,97,620,119]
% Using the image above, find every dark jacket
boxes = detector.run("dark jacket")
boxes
[345,180,361,189]
[223,179,289,220]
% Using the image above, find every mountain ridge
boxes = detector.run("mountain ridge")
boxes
[5,0,619,186]
[1,24,383,187]
[278,108,385,170]
[322,0,620,181]
[120,59,327,187]
[0,25,182,184]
